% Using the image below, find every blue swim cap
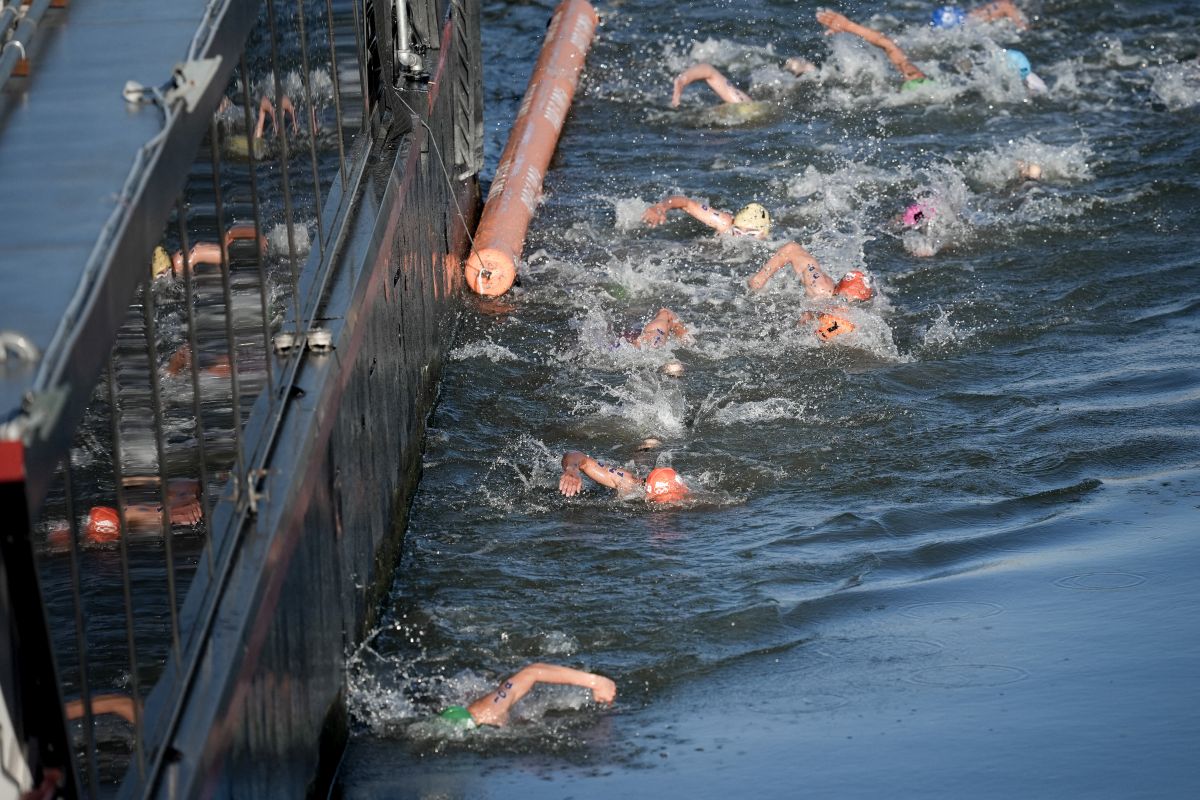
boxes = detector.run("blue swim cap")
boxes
[1005,49,1032,79]
[930,5,966,28]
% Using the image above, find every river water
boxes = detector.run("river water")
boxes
[336,0,1200,795]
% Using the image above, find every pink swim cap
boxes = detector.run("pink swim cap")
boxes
[902,203,935,227]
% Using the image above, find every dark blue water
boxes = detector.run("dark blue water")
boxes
[338,1,1200,795]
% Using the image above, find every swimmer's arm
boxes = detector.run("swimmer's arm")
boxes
[635,308,688,347]
[255,95,275,140]
[280,95,300,134]
[671,63,750,107]
[643,196,733,232]
[224,223,269,254]
[467,664,616,727]
[749,242,835,297]
[64,693,140,724]
[172,242,226,275]
[560,451,638,495]
[970,0,1028,29]
[816,10,926,82]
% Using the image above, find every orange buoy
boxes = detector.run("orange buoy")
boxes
[465,0,599,295]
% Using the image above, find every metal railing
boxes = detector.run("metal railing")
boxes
[3,1,482,796]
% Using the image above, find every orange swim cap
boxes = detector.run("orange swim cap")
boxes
[645,467,688,502]
[834,270,873,301]
[815,312,856,342]
[86,507,121,544]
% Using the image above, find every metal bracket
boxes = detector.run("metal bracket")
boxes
[164,56,223,113]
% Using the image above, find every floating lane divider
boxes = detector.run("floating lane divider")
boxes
[465,0,598,295]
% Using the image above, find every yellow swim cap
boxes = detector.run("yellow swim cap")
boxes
[732,203,771,237]
[151,246,171,279]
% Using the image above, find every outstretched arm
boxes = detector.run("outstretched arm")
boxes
[816,9,926,82]
[749,241,835,297]
[64,693,140,724]
[970,0,1028,29]
[671,63,751,107]
[467,663,617,727]
[224,223,269,254]
[255,95,276,140]
[642,196,734,233]
[560,451,641,496]
[172,242,226,275]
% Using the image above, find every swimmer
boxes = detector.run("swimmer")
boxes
[157,223,267,278]
[48,478,203,547]
[437,663,616,729]
[633,308,689,348]
[784,57,818,77]
[165,344,233,378]
[748,241,874,342]
[748,241,874,301]
[930,2,1028,31]
[559,451,689,503]
[642,196,771,240]
[1016,159,1043,181]
[671,63,752,107]
[816,9,929,89]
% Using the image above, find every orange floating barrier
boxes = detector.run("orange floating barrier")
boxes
[465,0,599,295]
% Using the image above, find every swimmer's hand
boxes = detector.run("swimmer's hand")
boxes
[642,203,668,226]
[589,676,617,705]
[559,469,583,497]
[671,76,685,108]
[816,9,851,35]
[748,271,770,292]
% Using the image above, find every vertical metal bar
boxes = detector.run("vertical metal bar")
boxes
[238,55,275,397]
[62,464,100,798]
[106,358,146,779]
[141,262,183,665]
[294,0,328,256]
[324,0,348,182]
[350,0,369,128]
[208,118,246,494]
[175,200,214,574]
[266,0,305,340]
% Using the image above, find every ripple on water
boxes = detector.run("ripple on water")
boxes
[1054,572,1147,591]
[908,664,1029,688]
[899,601,1004,622]
[813,635,945,663]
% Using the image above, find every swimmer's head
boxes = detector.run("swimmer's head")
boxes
[903,203,936,227]
[660,360,685,378]
[645,467,688,503]
[834,270,873,302]
[900,77,933,92]
[732,203,771,239]
[1005,49,1032,80]
[151,246,172,279]
[438,706,477,729]
[930,5,966,28]
[86,506,121,545]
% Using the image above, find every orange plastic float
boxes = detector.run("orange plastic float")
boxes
[465,0,599,295]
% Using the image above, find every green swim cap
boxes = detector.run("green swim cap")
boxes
[901,77,933,92]
[438,705,476,727]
